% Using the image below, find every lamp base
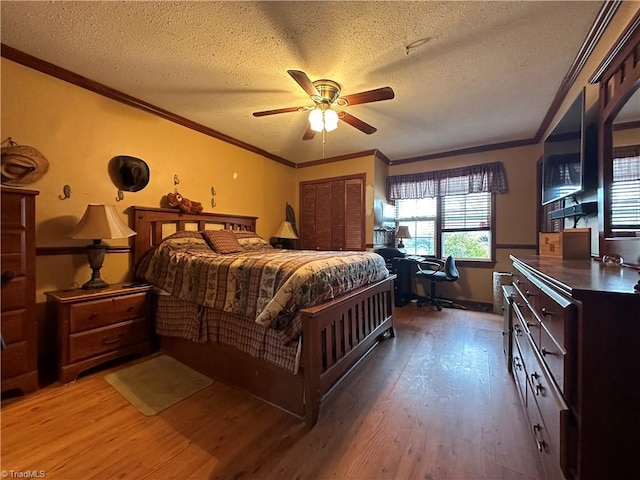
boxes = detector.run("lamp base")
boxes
[82,277,109,290]
[82,240,109,290]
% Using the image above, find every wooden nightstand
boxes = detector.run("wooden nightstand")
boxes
[45,283,153,383]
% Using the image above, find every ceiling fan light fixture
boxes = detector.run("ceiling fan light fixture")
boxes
[324,108,339,132]
[309,107,324,132]
[309,105,339,133]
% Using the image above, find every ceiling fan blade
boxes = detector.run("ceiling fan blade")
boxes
[287,70,321,98]
[341,87,395,106]
[253,106,306,117]
[339,112,377,134]
[302,124,316,140]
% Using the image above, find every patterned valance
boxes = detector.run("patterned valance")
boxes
[387,161,508,201]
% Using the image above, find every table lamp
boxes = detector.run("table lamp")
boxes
[396,225,411,249]
[274,220,298,249]
[68,204,136,289]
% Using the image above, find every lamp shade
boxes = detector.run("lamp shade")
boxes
[309,108,324,133]
[275,221,299,239]
[324,109,339,132]
[396,226,411,239]
[68,204,136,240]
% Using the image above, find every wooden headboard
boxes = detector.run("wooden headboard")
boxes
[131,206,257,266]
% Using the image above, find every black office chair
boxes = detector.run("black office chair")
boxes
[414,255,466,311]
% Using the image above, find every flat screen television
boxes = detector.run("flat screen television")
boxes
[542,88,597,205]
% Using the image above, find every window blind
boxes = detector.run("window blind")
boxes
[441,193,491,230]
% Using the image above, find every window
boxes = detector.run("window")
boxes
[441,193,492,260]
[611,154,640,234]
[395,198,437,256]
[394,192,493,261]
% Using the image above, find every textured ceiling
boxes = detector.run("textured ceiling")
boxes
[1,1,603,164]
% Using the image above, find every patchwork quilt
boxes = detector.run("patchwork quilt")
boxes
[135,231,389,331]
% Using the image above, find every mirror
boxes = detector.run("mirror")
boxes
[594,14,639,261]
[609,88,640,238]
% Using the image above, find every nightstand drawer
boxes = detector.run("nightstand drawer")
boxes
[69,298,114,333]
[69,319,148,363]
[113,293,148,321]
[1,342,28,379]
[1,309,26,343]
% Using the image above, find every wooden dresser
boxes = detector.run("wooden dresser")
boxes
[507,255,640,480]
[1,187,39,395]
[45,283,153,383]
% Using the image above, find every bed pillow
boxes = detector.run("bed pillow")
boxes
[201,230,244,254]
[231,230,274,251]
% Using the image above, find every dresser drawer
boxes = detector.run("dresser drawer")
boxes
[513,298,542,349]
[1,342,28,379]
[1,309,26,343]
[1,251,26,278]
[526,349,572,480]
[0,194,27,227]
[537,286,575,351]
[113,293,148,321]
[69,298,115,333]
[1,276,27,311]
[511,337,528,405]
[68,319,148,363]
[540,324,570,397]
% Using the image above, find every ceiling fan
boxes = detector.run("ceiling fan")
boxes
[253,70,395,140]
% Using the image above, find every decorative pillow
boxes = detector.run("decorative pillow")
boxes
[200,229,244,254]
[231,230,274,251]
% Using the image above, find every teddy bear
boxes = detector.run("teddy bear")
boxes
[166,191,203,214]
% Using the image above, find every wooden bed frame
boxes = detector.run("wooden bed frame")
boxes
[131,206,396,426]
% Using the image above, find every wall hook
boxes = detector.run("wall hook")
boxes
[116,189,124,202]
[59,184,71,200]
[210,185,217,208]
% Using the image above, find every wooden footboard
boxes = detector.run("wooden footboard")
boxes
[302,274,396,426]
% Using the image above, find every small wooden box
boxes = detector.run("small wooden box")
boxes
[539,228,591,259]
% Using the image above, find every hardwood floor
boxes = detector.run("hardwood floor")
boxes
[1,304,544,480]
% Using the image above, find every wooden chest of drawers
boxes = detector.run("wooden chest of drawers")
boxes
[45,283,153,383]
[508,255,640,480]
[1,187,39,395]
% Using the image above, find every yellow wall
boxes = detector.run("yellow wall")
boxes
[1,59,296,302]
[294,154,377,246]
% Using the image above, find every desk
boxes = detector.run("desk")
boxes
[390,258,416,307]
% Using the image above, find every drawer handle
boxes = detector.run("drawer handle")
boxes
[541,347,555,357]
[531,372,545,396]
[533,424,547,452]
[541,307,553,317]
[525,290,538,298]
[126,306,135,312]
[513,324,521,336]
[89,312,99,319]
[102,333,125,345]
[514,356,523,371]
[1,270,16,286]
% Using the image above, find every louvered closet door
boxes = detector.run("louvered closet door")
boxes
[331,180,346,250]
[315,183,332,250]
[299,174,366,251]
[344,178,365,251]
[301,183,317,250]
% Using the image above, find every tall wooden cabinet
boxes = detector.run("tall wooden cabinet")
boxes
[506,255,640,480]
[300,174,365,251]
[1,187,39,395]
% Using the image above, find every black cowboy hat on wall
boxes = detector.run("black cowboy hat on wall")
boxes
[108,155,150,192]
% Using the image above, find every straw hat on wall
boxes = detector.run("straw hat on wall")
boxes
[1,143,50,186]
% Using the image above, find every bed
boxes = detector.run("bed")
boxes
[131,206,396,426]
